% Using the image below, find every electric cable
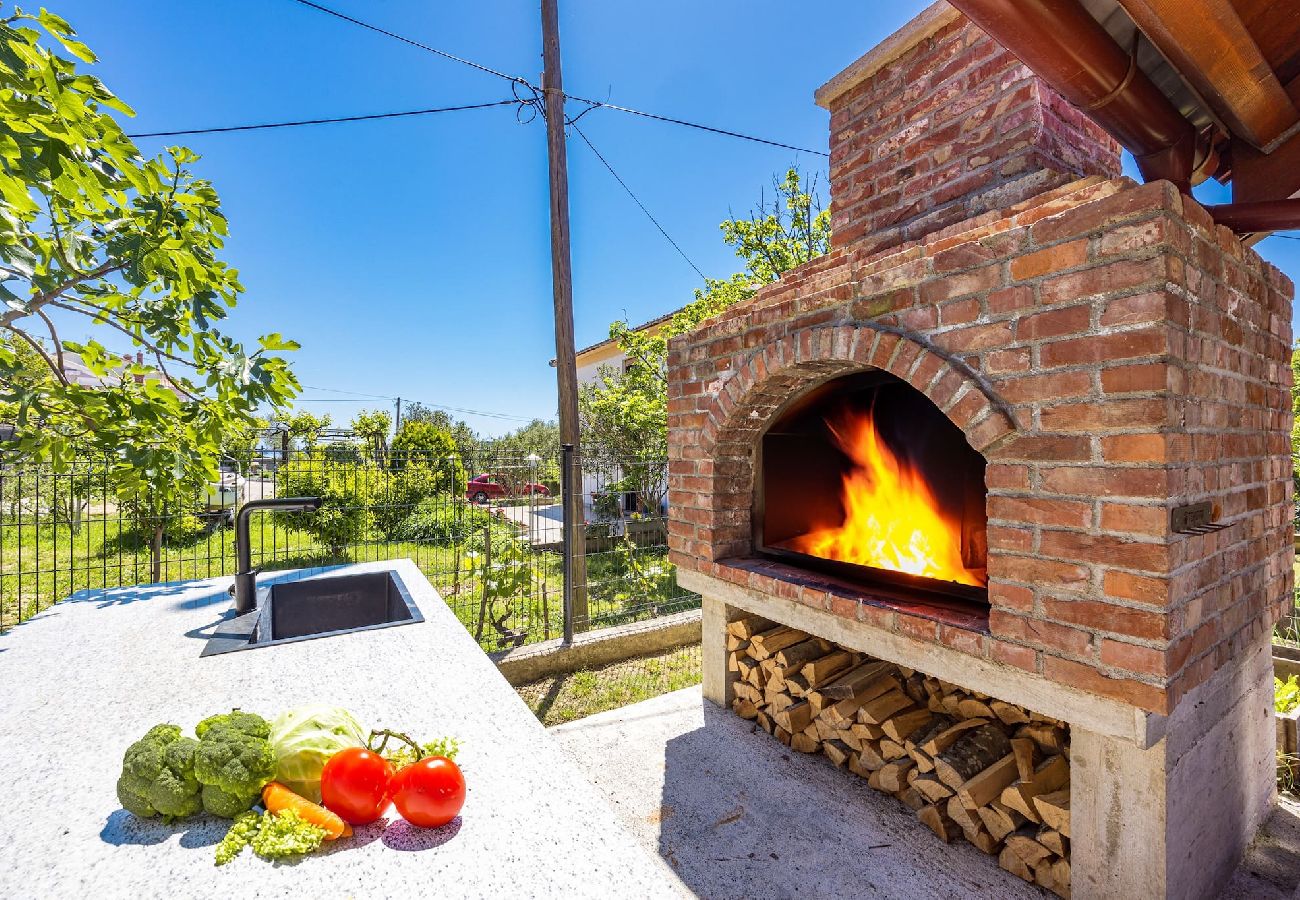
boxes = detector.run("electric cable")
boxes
[126,100,517,139]
[570,121,707,280]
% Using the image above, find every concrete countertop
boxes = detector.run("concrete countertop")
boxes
[0,559,685,899]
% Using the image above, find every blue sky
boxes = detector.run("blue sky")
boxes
[53,0,1300,434]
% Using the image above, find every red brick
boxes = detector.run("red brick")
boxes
[987,285,1035,314]
[939,624,986,656]
[1010,239,1088,281]
[1039,530,1168,571]
[1041,655,1168,713]
[983,347,1031,374]
[1041,597,1170,640]
[897,613,939,642]
[1039,398,1167,431]
[988,555,1091,591]
[995,433,1092,461]
[999,370,1092,405]
[830,595,859,620]
[1099,638,1168,677]
[1101,362,1168,393]
[938,296,981,326]
[990,639,1038,672]
[1039,327,1168,367]
[1100,434,1167,463]
[1038,257,1168,305]
[1103,570,1168,606]
[1100,503,1166,536]
[986,464,1030,490]
[1100,291,1169,327]
[989,582,1035,612]
[1018,305,1091,341]
[919,264,1003,304]
[988,495,1091,528]
[1040,466,1166,498]
[990,609,1093,657]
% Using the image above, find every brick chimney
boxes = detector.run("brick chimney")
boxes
[816,3,1121,255]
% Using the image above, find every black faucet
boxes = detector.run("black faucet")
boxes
[232,496,323,614]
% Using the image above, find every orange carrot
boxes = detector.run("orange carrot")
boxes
[261,781,353,840]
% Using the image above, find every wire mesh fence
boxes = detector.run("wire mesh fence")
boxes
[0,445,699,652]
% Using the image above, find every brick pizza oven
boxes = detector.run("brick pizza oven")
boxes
[667,5,1293,899]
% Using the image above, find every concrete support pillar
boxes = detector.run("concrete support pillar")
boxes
[1069,639,1276,899]
[701,594,733,708]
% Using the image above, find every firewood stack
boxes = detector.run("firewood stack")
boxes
[727,616,1072,898]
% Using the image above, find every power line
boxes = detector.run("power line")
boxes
[126,100,517,139]
[566,97,828,157]
[283,0,827,157]
[570,121,706,280]
[286,0,523,83]
[297,384,534,422]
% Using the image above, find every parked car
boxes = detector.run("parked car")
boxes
[465,474,551,504]
[203,466,246,524]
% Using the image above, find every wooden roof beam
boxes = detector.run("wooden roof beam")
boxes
[1116,0,1299,151]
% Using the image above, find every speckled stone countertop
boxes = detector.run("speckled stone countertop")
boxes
[0,559,686,900]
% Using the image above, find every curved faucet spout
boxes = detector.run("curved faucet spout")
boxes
[232,497,322,614]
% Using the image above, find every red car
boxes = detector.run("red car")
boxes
[466,474,551,504]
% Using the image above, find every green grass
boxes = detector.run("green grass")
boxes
[516,643,702,726]
[1,512,699,651]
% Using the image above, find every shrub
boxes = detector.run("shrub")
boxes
[369,464,453,539]
[274,454,373,555]
[391,423,466,491]
[392,497,494,545]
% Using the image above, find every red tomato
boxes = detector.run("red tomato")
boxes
[320,748,394,825]
[389,756,465,828]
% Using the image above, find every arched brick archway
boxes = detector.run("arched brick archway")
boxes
[670,321,1017,564]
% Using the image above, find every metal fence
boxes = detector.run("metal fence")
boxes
[0,446,699,650]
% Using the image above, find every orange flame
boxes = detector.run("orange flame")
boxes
[785,405,986,587]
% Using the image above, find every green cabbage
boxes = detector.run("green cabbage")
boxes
[267,705,366,802]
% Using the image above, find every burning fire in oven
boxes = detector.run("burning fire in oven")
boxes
[780,405,987,587]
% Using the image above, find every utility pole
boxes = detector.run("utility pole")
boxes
[394,397,402,430]
[541,0,588,636]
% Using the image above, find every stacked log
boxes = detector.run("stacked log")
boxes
[727,616,1072,898]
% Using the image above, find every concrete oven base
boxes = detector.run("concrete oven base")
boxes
[691,578,1278,900]
[1072,638,1277,900]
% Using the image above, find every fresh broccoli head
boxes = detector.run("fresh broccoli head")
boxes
[196,709,271,741]
[201,782,260,819]
[117,724,202,821]
[194,722,276,801]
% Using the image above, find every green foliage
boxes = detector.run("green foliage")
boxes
[470,531,534,646]
[480,418,561,494]
[392,496,494,545]
[581,168,829,502]
[402,403,479,462]
[0,6,298,511]
[351,408,391,461]
[391,420,466,488]
[370,463,462,538]
[117,723,202,821]
[275,454,372,555]
[272,410,331,450]
[1278,675,1300,714]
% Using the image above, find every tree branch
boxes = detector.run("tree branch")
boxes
[4,325,70,387]
[34,307,64,375]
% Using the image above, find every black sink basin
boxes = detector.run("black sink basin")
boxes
[202,570,423,656]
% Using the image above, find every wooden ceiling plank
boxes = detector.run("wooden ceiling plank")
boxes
[1231,132,1300,203]
[1117,0,1298,150]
